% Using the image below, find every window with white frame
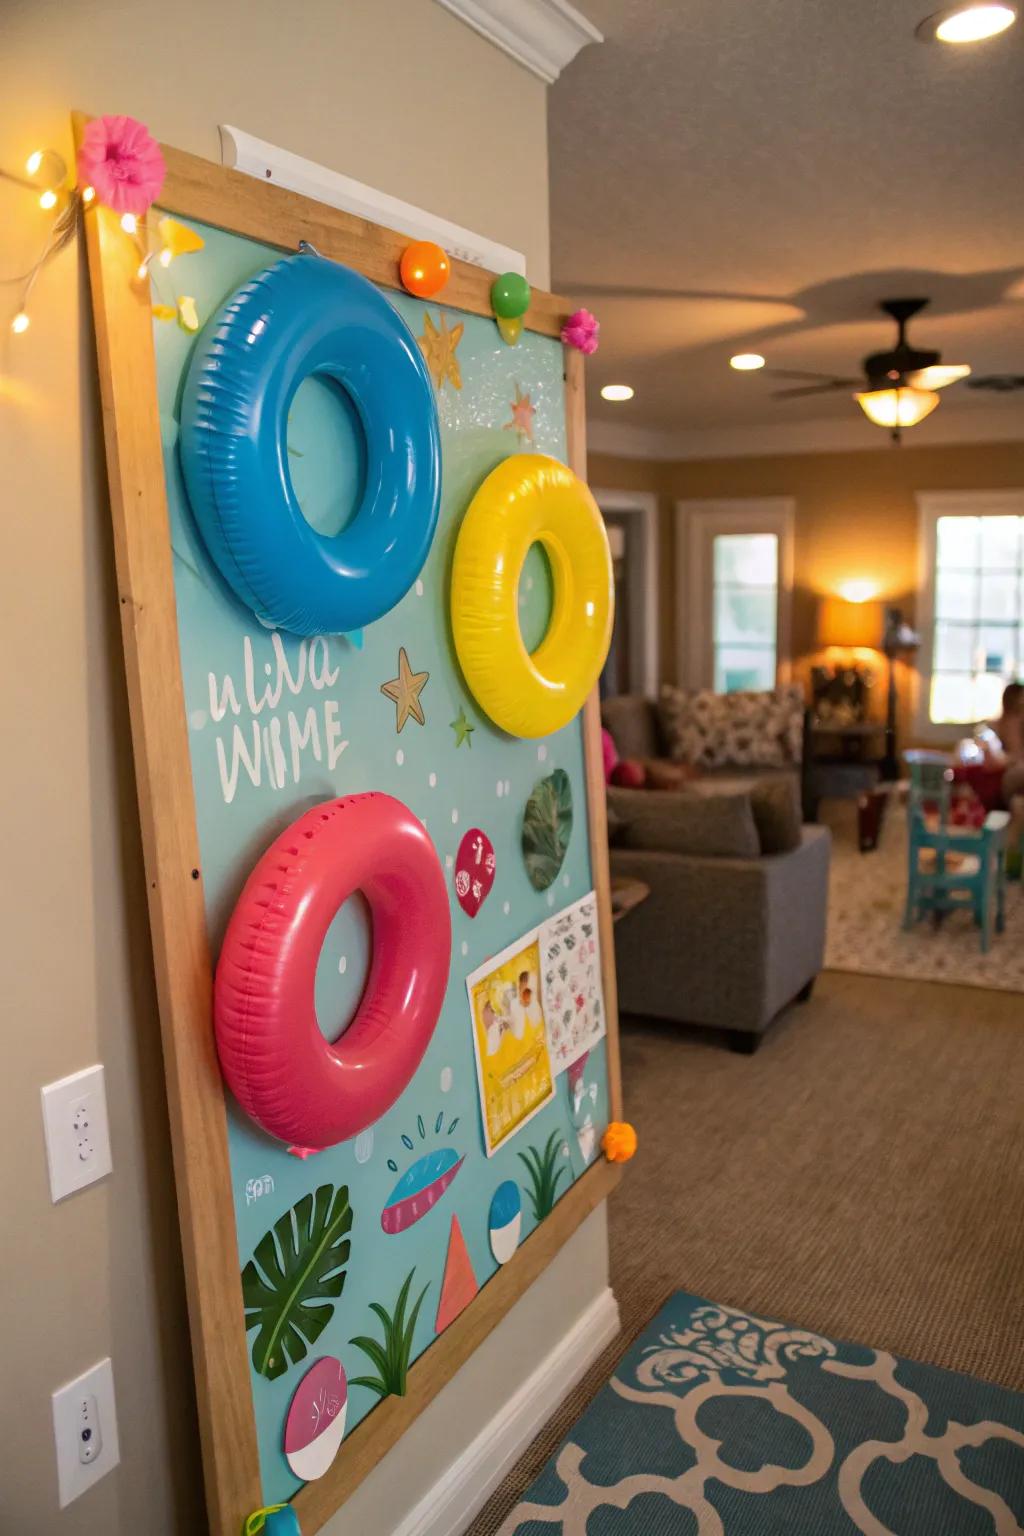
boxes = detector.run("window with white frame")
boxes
[918,492,1024,728]
[676,498,794,692]
[712,533,779,692]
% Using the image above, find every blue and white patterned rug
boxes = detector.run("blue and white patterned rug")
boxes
[499,1292,1024,1533]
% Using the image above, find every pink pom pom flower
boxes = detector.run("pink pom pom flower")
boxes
[561,307,600,355]
[77,114,165,217]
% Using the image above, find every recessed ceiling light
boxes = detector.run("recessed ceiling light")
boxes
[601,384,634,402]
[730,353,765,371]
[917,3,1017,42]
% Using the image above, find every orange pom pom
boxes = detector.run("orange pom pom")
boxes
[399,240,450,299]
[601,1121,637,1163]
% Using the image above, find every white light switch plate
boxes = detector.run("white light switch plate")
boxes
[41,1065,112,1202]
[52,1358,120,1507]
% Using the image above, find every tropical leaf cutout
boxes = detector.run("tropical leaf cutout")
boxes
[349,1268,429,1399]
[522,768,573,891]
[242,1183,353,1381]
[518,1129,569,1222]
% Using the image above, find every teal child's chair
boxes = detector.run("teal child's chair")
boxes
[903,749,1009,952]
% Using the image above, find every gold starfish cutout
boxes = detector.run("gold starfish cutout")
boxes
[380,647,429,732]
[504,382,535,444]
[419,311,464,391]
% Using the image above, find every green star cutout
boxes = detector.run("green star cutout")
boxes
[450,706,475,748]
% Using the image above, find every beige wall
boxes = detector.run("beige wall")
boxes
[591,441,1024,727]
[0,8,609,1535]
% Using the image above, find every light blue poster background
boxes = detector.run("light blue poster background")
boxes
[152,219,611,1506]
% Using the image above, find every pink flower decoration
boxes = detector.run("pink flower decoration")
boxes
[561,308,600,355]
[77,114,165,217]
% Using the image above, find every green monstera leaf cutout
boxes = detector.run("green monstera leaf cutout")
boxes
[242,1183,353,1381]
[522,768,574,890]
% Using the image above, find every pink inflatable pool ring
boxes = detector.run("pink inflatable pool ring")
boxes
[215,793,451,1150]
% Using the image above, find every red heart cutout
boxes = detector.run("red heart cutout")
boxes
[454,828,495,918]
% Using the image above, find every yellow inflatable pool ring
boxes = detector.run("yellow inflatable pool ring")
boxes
[451,454,613,738]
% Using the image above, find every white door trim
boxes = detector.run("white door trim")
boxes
[594,489,660,697]
[674,497,795,690]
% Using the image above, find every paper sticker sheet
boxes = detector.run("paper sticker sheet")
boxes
[539,891,606,1074]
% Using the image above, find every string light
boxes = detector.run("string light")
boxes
[11,311,30,334]
[159,247,173,267]
[136,260,150,281]
[39,188,58,210]
[80,185,95,204]
[25,150,43,177]
[120,212,137,234]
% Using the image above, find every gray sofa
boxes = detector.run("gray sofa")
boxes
[603,694,830,1050]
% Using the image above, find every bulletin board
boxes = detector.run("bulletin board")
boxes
[79,115,622,1536]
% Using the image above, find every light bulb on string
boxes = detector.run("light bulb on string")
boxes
[25,150,44,177]
[121,212,137,235]
[11,312,30,334]
[39,188,58,210]
[158,247,173,268]
[80,185,95,204]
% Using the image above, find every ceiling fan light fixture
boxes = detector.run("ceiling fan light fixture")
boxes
[917,3,1017,41]
[855,386,941,430]
[730,352,765,371]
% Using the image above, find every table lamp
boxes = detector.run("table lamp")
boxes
[813,594,883,724]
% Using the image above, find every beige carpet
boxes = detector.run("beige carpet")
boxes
[468,971,1024,1534]
[825,797,1024,992]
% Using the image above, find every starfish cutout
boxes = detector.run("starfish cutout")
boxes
[450,706,475,749]
[380,647,429,732]
[419,312,464,391]
[504,382,535,444]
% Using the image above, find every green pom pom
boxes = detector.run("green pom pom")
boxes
[491,271,531,321]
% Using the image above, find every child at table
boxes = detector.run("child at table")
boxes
[986,681,1024,874]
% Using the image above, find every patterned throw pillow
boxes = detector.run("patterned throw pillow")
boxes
[659,684,804,769]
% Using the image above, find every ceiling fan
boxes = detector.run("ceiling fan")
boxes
[768,298,972,441]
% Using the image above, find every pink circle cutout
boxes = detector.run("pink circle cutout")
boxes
[215,793,451,1149]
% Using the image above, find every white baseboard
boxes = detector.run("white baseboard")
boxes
[391,1286,621,1536]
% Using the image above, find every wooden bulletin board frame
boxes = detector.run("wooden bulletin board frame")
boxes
[76,112,623,1536]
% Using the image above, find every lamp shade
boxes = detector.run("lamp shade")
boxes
[855,386,940,429]
[817,594,882,649]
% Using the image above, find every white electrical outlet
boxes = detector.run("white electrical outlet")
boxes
[41,1065,112,1202]
[52,1359,120,1507]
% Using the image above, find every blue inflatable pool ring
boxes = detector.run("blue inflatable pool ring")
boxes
[178,251,441,636]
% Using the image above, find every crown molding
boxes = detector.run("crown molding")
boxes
[434,0,602,84]
[587,406,1024,462]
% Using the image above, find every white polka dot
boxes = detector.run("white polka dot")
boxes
[415,578,424,596]
[538,744,548,762]
[546,890,555,907]
[504,779,511,796]
[563,873,570,887]
[440,1066,453,1093]
[445,854,454,869]
[503,901,510,915]
[354,1129,373,1164]
[189,709,208,731]
[338,956,347,975]
[460,940,468,957]
[429,772,437,788]
[451,808,459,825]
[395,748,404,766]
[496,781,504,798]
